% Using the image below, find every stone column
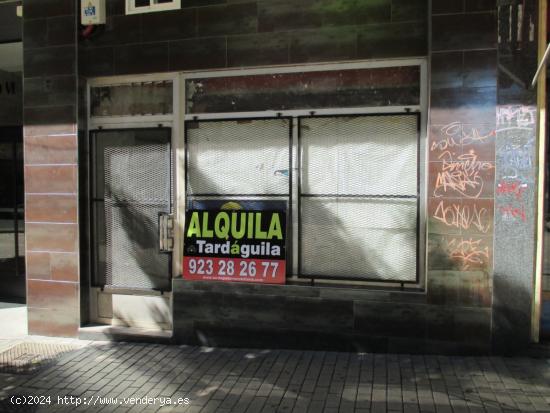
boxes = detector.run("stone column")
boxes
[23,0,80,336]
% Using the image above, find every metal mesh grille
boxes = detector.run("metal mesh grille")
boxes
[187,119,290,196]
[93,129,172,291]
[302,116,417,196]
[104,144,171,203]
[300,115,418,282]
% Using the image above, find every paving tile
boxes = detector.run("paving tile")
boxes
[2,340,550,413]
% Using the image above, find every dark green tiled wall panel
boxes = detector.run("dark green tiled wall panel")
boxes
[79,0,428,77]
[173,280,492,353]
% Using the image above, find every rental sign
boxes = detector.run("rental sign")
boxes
[183,209,286,284]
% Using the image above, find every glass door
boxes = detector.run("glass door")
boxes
[91,128,172,291]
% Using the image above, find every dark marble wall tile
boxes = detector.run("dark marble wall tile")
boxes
[228,32,289,67]
[431,52,463,90]
[24,105,77,126]
[425,305,455,341]
[176,280,321,298]
[24,46,76,77]
[141,8,196,41]
[465,0,496,12]
[427,270,460,305]
[24,0,75,19]
[82,14,141,47]
[72,1,428,77]
[454,307,491,346]
[463,50,497,88]
[184,0,227,8]
[23,76,76,107]
[258,0,323,33]
[23,16,77,49]
[354,302,427,338]
[47,15,76,46]
[432,12,496,51]
[174,289,355,333]
[172,280,493,353]
[428,270,492,307]
[169,37,226,70]
[108,0,126,16]
[357,22,427,59]
[114,42,169,75]
[432,0,463,15]
[391,0,427,22]
[320,0,392,26]
[290,27,357,64]
[198,2,258,36]
[79,46,115,77]
[430,87,497,125]
[23,18,47,49]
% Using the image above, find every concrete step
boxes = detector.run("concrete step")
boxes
[78,324,173,345]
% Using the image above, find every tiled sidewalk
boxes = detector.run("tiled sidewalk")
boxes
[1,341,550,412]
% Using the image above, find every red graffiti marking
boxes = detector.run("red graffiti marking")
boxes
[499,204,526,222]
[496,180,527,200]
[433,201,490,233]
[434,150,494,199]
[445,237,490,270]
[461,126,496,146]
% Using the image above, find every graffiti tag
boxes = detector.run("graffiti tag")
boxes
[496,179,527,200]
[498,204,526,222]
[431,122,495,152]
[444,237,490,270]
[434,150,494,198]
[433,201,490,233]
[497,106,536,127]
[497,139,534,179]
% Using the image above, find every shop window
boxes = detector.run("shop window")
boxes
[90,81,173,117]
[183,63,425,285]
[126,0,180,14]
[299,115,419,283]
[184,114,420,285]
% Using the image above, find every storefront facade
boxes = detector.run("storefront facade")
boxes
[21,0,548,353]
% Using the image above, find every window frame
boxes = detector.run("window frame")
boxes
[180,59,427,289]
[296,112,421,285]
[126,0,181,15]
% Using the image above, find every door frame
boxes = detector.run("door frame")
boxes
[87,74,179,330]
